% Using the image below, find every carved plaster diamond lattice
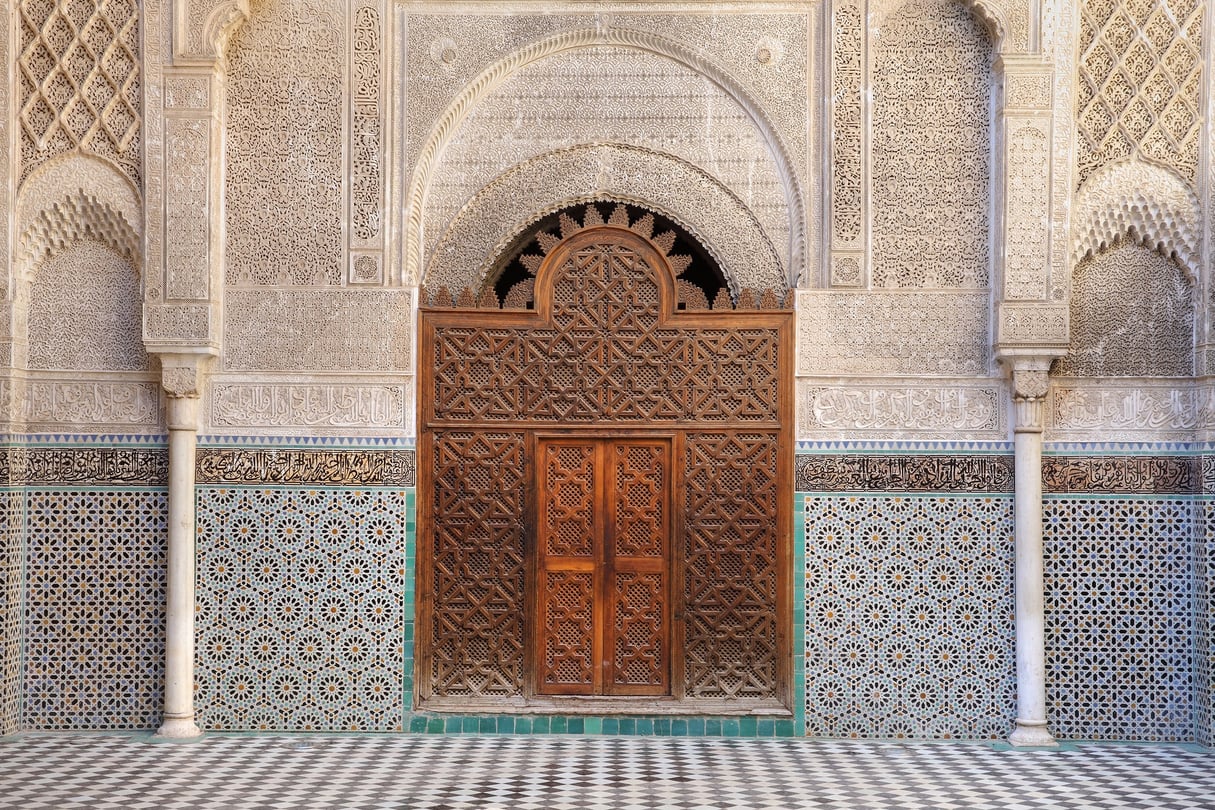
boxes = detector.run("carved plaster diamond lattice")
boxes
[17,0,141,185]
[1076,0,1204,185]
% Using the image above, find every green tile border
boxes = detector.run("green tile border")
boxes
[394,711,797,737]
[793,493,807,737]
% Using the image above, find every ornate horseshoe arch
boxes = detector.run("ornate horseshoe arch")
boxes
[417,203,794,713]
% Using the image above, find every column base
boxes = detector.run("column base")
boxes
[154,717,203,739]
[1009,718,1058,747]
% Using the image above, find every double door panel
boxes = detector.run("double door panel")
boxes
[536,437,671,696]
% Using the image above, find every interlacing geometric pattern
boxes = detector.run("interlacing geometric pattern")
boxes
[685,434,780,699]
[195,487,407,731]
[1043,497,1195,741]
[22,490,166,730]
[1198,504,1212,746]
[803,495,1016,739]
[17,0,141,184]
[427,432,527,698]
[1076,0,1205,185]
[430,224,782,424]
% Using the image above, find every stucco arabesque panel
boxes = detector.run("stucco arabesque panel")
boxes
[1048,379,1215,444]
[424,143,784,297]
[797,289,992,377]
[403,20,808,287]
[204,374,411,436]
[402,9,809,176]
[222,289,412,373]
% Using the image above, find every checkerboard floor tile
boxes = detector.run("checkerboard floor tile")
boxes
[0,734,1212,809]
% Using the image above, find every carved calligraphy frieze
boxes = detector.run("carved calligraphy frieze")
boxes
[196,447,414,486]
[1,447,168,486]
[795,454,1015,493]
[798,384,1005,439]
[1041,456,1196,495]
[1048,383,1210,441]
[209,383,407,430]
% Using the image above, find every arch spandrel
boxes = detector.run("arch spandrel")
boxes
[407,26,806,287]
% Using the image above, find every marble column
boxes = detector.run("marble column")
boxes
[154,358,209,739]
[1008,366,1058,747]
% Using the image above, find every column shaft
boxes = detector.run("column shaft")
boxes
[1009,394,1057,747]
[156,395,203,739]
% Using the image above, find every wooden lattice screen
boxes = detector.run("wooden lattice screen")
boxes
[417,209,793,711]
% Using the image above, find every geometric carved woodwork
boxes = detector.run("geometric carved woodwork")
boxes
[419,217,792,710]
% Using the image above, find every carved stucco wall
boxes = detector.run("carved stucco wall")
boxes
[215,0,407,434]
[225,0,345,287]
[7,2,156,438]
[1075,0,1204,187]
[871,0,993,289]
[800,0,1004,441]
[422,45,790,285]
[1051,0,1208,444]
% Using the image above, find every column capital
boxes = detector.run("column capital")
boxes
[1001,357,1052,433]
[155,350,217,399]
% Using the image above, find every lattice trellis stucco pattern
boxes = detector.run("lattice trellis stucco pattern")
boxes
[1076,0,1204,185]
[17,0,142,185]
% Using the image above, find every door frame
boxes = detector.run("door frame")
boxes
[526,429,683,702]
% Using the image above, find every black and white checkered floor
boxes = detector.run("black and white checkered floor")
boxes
[0,734,1212,809]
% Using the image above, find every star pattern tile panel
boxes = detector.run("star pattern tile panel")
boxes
[802,495,1016,739]
[194,486,408,732]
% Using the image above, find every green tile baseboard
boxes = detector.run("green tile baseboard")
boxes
[403,712,797,737]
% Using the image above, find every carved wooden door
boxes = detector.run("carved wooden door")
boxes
[536,437,670,696]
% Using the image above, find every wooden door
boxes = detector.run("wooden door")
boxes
[536,437,670,696]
